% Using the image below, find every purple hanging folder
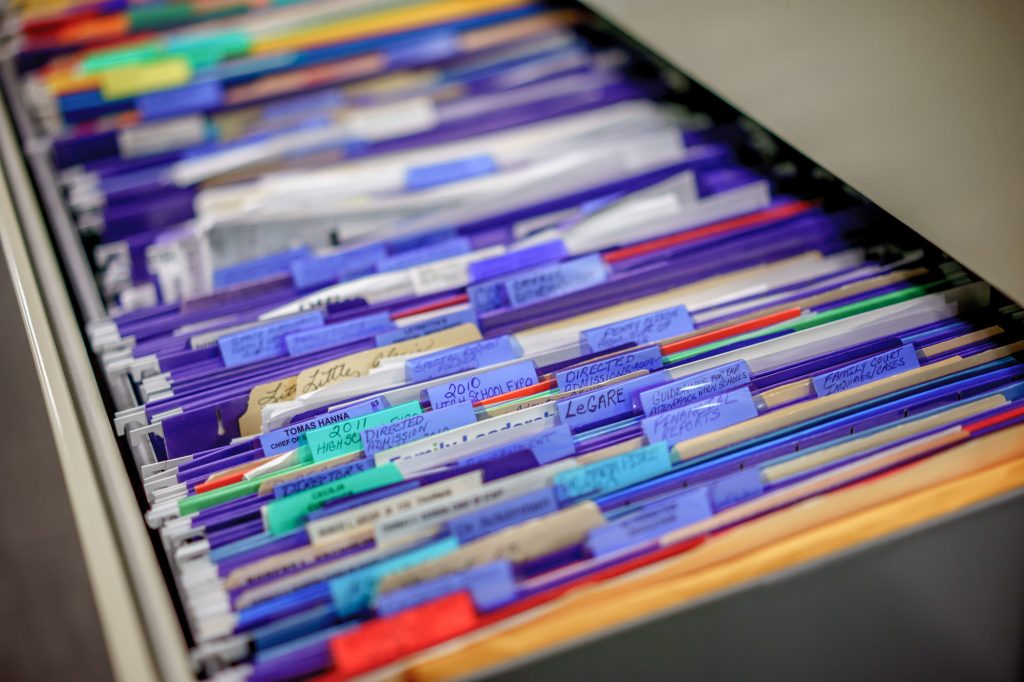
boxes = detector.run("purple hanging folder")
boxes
[91,76,650,239]
[478,208,838,336]
[149,235,828,455]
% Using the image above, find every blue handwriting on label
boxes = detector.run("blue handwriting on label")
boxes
[360,403,477,456]
[447,487,559,543]
[425,360,537,409]
[328,537,459,618]
[259,396,390,456]
[557,372,666,429]
[406,154,496,191]
[554,442,673,503]
[469,240,568,283]
[272,458,374,499]
[638,360,752,416]
[375,237,471,272]
[466,280,508,314]
[708,469,764,511]
[557,346,663,392]
[374,309,477,345]
[406,336,522,383]
[289,243,387,289]
[284,311,395,356]
[811,344,920,396]
[214,247,310,290]
[218,311,323,368]
[641,387,759,444]
[504,254,609,308]
[586,488,711,554]
[581,305,694,353]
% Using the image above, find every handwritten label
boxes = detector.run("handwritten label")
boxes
[581,305,694,353]
[360,403,477,457]
[469,240,568,283]
[460,424,576,467]
[556,347,663,392]
[375,560,515,617]
[425,360,537,409]
[218,311,323,368]
[307,401,424,463]
[641,387,759,444]
[213,247,309,290]
[375,463,572,545]
[239,376,297,435]
[375,237,471,272]
[378,403,559,467]
[638,360,752,416]
[446,487,559,543]
[405,154,496,191]
[556,372,665,429]
[285,312,395,356]
[265,463,403,534]
[406,336,522,383]
[295,323,482,395]
[328,537,459,617]
[375,310,477,345]
[811,344,920,396]
[466,280,507,314]
[259,396,389,457]
[553,442,673,503]
[272,458,374,499]
[379,504,603,594]
[586,489,711,554]
[290,243,387,289]
[307,472,483,546]
[708,469,764,511]
[504,254,609,308]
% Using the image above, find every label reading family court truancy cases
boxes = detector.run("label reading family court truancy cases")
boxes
[811,344,920,396]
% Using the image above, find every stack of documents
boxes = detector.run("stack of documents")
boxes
[7,0,1024,679]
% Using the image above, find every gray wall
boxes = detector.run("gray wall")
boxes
[589,0,1024,305]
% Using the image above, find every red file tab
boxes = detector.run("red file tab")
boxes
[329,591,478,678]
